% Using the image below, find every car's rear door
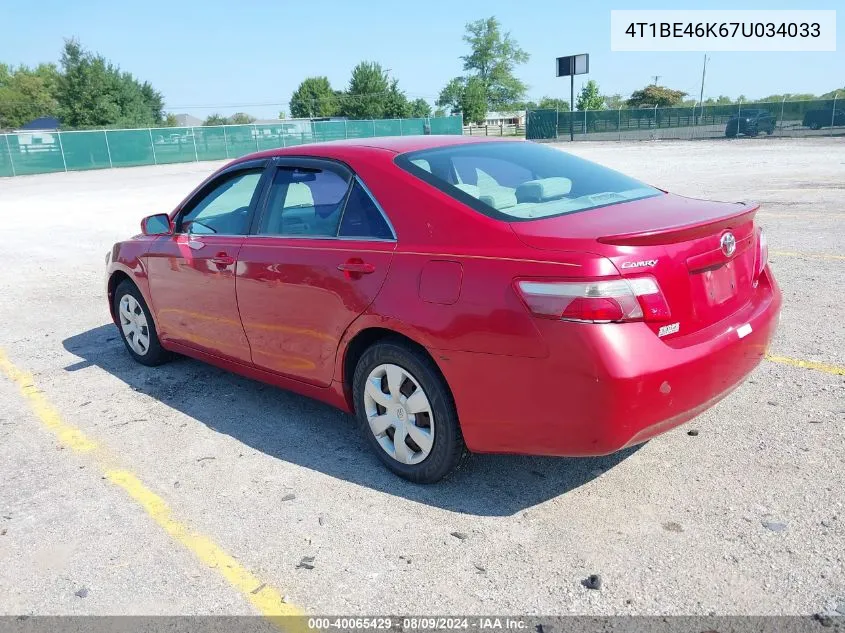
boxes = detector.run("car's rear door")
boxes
[236,157,396,386]
[145,159,270,364]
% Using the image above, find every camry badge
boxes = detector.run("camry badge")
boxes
[620,259,658,269]
[721,232,737,257]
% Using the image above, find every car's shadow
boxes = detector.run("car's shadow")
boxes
[63,324,641,517]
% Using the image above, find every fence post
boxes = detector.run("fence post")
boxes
[148,129,157,164]
[780,95,787,136]
[253,124,259,151]
[691,102,697,139]
[584,110,587,137]
[399,118,403,136]
[555,106,559,140]
[344,120,348,140]
[103,130,113,168]
[191,126,199,162]
[372,120,376,137]
[4,134,15,177]
[654,105,659,139]
[223,126,229,158]
[832,94,838,135]
[616,105,622,141]
[56,132,68,172]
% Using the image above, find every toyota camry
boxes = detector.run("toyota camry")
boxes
[106,136,781,483]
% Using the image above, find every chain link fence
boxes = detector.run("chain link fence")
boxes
[0,116,463,177]
[526,97,844,141]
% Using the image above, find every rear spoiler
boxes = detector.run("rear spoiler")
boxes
[597,202,759,246]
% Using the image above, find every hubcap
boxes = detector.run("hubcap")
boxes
[363,363,434,465]
[118,294,150,356]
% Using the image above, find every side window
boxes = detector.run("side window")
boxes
[259,166,350,237]
[180,169,263,235]
[338,181,394,240]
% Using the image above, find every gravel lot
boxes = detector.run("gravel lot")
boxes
[0,138,843,617]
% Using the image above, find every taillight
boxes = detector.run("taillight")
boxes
[755,227,768,277]
[515,276,671,323]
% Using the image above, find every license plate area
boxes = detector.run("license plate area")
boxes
[700,261,738,306]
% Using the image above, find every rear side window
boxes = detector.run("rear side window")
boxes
[259,167,350,237]
[339,181,394,240]
[395,142,661,222]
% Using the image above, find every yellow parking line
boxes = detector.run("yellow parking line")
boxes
[0,347,304,625]
[770,250,845,261]
[766,354,845,376]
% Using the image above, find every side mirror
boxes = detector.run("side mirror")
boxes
[141,214,172,236]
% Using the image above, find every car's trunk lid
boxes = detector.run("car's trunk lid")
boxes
[511,193,761,338]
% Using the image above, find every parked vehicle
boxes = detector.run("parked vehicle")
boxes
[725,110,776,137]
[106,137,781,482]
[802,108,845,130]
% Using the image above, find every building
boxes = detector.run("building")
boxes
[172,114,203,127]
[18,116,61,131]
[481,111,526,126]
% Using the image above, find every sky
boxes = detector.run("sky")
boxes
[1,0,842,119]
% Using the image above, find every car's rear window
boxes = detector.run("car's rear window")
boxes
[395,141,661,221]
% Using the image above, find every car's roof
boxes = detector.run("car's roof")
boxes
[245,134,520,161]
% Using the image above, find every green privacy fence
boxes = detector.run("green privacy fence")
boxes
[526,97,843,141]
[0,115,463,178]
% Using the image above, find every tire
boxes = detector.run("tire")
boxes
[810,122,822,131]
[113,279,171,366]
[352,339,468,483]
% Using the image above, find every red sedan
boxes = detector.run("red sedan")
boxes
[106,136,781,483]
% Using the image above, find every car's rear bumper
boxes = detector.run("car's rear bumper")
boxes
[438,267,781,456]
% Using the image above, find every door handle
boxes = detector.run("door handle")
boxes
[211,253,235,267]
[337,260,375,275]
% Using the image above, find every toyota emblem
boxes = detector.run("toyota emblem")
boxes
[720,232,736,257]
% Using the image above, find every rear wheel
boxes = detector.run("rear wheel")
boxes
[113,279,171,366]
[352,340,467,483]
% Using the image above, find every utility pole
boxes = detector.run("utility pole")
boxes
[651,75,661,86]
[698,54,709,125]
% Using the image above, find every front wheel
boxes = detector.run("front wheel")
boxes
[113,279,171,366]
[352,340,467,483]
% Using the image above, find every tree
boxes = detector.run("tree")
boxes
[461,16,529,110]
[203,113,227,126]
[603,93,625,109]
[460,77,487,125]
[434,107,447,117]
[576,80,604,111]
[278,110,286,119]
[383,79,411,118]
[0,63,60,129]
[436,77,466,115]
[164,113,179,127]
[537,96,569,111]
[703,95,733,105]
[289,76,338,118]
[409,98,431,118]
[56,39,164,128]
[626,84,687,108]
[819,87,845,99]
[341,61,390,119]
[228,112,255,124]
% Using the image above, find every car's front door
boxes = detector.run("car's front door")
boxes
[145,160,269,363]
[236,158,396,386]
